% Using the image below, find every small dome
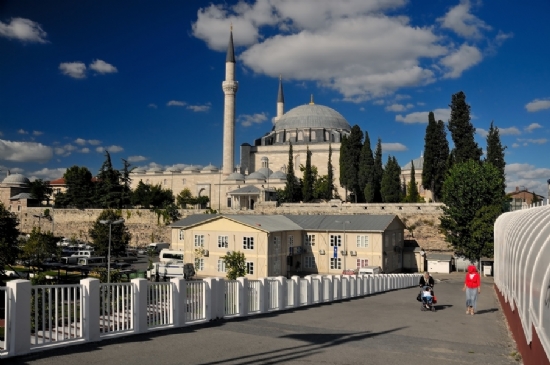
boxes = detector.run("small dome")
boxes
[247,171,266,180]
[201,164,219,172]
[147,167,163,173]
[2,174,30,186]
[257,167,272,178]
[132,168,146,174]
[225,172,245,181]
[402,156,424,170]
[274,104,350,131]
[183,165,200,172]
[166,167,181,173]
[270,171,287,180]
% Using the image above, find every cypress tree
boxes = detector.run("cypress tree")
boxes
[381,156,402,202]
[373,138,383,202]
[284,142,300,202]
[448,91,482,164]
[433,120,449,201]
[405,161,420,202]
[327,143,334,200]
[422,112,437,197]
[339,134,349,200]
[358,131,374,203]
[302,146,314,202]
[342,125,363,202]
[485,120,507,204]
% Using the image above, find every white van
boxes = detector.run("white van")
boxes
[147,242,170,254]
[358,266,382,275]
[71,250,94,258]
[77,257,106,267]
[159,249,184,264]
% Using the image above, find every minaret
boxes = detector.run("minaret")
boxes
[222,27,239,175]
[276,75,284,120]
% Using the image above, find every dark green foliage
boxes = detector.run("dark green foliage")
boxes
[149,184,174,208]
[373,138,383,202]
[283,142,302,202]
[381,156,402,202]
[440,160,506,261]
[222,251,246,280]
[422,113,449,202]
[326,144,335,200]
[132,180,152,208]
[302,146,314,202]
[120,159,133,207]
[55,165,95,208]
[532,192,541,204]
[95,151,124,209]
[21,228,59,273]
[341,125,363,202]
[89,209,131,258]
[339,134,349,196]
[403,161,420,202]
[26,179,53,205]
[358,131,374,203]
[448,91,482,164]
[470,205,502,259]
[485,121,507,197]
[0,202,20,275]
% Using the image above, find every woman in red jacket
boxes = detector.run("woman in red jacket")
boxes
[462,265,481,315]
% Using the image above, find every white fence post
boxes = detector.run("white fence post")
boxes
[204,278,222,320]
[291,276,300,308]
[171,278,186,327]
[132,278,148,333]
[341,275,349,299]
[277,276,285,311]
[7,279,31,357]
[259,278,268,313]
[304,275,313,305]
[81,278,100,342]
[333,275,342,301]
[237,277,248,317]
[325,275,334,302]
[357,275,364,296]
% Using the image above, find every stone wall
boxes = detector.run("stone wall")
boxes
[20,202,450,252]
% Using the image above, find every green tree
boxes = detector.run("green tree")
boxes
[89,209,131,258]
[284,142,301,202]
[358,131,374,203]
[20,228,59,274]
[176,188,193,208]
[302,146,314,202]
[222,251,246,280]
[56,165,95,208]
[326,143,335,200]
[0,202,20,276]
[381,156,402,203]
[339,134,350,200]
[26,179,53,206]
[485,121,507,198]
[149,184,174,208]
[470,205,502,259]
[95,150,123,208]
[423,113,449,202]
[448,91,482,164]
[342,125,363,202]
[531,191,541,205]
[373,138,384,202]
[404,161,420,202]
[120,158,133,207]
[440,160,505,261]
[132,180,152,208]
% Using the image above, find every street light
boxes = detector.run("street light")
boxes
[99,218,125,284]
[335,220,350,269]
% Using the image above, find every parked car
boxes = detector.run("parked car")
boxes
[112,252,139,263]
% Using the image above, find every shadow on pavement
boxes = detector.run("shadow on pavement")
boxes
[475,308,499,315]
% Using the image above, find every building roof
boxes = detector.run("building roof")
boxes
[225,172,245,181]
[226,30,235,63]
[284,214,400,232]
[229,185,261,195]
[1,173,30,186]
[171,214,305,233]
[274,104,351,132]
[402,155,423,170]
[10,192,35,200]
[426,253,453,261]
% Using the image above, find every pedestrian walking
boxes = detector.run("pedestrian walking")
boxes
[463,265,481,315]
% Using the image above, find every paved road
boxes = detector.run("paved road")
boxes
[12,273,520,365]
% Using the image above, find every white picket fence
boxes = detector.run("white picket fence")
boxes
[0,273,420,358]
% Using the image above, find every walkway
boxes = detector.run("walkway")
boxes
[12,273,519,365]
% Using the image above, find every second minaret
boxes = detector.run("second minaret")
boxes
[222,29,239,175]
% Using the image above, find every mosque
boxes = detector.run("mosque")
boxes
[129,30,356,210]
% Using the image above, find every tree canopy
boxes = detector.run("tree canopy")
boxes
[222,251,246,280]
[0,202,20,275]
[358,131,374,203]
[89,209,131,257]
[380,156,402,203]
[55,165,95,208]
[422,112,449,202]
[448,91,482,164]
[26,179,53,206]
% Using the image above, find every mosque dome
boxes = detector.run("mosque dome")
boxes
[225,172,245,181]
[402,156,424,171]
[247,171,266,180]
[201,164,219,172]
[274,104,351,132]
[257,167,272,178]
[133,168,146,174]
[2,173,30,186]
[183,165,200,172]
[269,171,287,180]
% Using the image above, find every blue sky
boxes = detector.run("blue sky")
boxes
[1,0,549,197]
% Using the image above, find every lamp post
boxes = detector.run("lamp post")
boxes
[335,220,350,269]
[33,213,45,231]
[99,218,125,284]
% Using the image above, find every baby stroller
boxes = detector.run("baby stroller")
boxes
[417,285,436,312]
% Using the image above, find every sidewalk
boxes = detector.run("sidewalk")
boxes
[11,273,520,365]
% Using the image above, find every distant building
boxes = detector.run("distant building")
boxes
[507,186,545,211]
[0,172,35,214]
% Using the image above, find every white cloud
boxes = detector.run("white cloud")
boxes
[0,17,48,43]
[394,94,411,101]
[517,138,547,146]
[499,127,521,136]
[0,139,53,163]
[79,147,90,153]
[18,129,28,134]
[75,138,87,146]
[54,144,77,157]
[505,163,550,197]
[440,43,482,78]
[88,139,101,146]
[373,100,385,105]
[512,143,520,148]
[89,59,118,74]
[95,146,104,153]
[381,142,407,152]
[167,100,186,107]
[476,128,488,138]
[32,130,43,136]
[74,138,102,146]
[437,0,491,39]
[59,62,87,79]
[28,167,67,182]
[128,155,147,163]
[385,103,413,112]
[148,103,158,109]
[525,98,550,112]
[187,103,211,112]
[359,107,365,111]
[417,102,425,106]
[104,145,124,153]
[395,108,450,124]
[194,1,447,101]
[525,123,542,133]
[239,112,268,127]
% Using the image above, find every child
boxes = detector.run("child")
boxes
[422,286,433,308]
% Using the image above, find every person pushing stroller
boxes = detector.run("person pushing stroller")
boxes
[418,272,436,311]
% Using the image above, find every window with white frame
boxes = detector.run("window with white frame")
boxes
[218,235,228,248]
[330,257,342,270]
[246,262,254,275]
[356,259,369,268]
[194,235,204,247]
[217,259,226,272]
[305,234,316,246]
[288,235,294,246]
[179,229,185,241]
[356,235,369,248]
[243,237,254,250]
[330,234,342,247]
[195,258,204,271]
[304,256,316,269]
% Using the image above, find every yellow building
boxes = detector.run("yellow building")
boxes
[170,214,405,279]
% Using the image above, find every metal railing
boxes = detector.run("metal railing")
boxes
[147,282,173,329]
[30,284,83,348]
[225,281,239,316]
[267,279,278,311]
[186,281,206,322]
[99,283,133,336]
[0,287,7,354]
[247,280,261,314]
